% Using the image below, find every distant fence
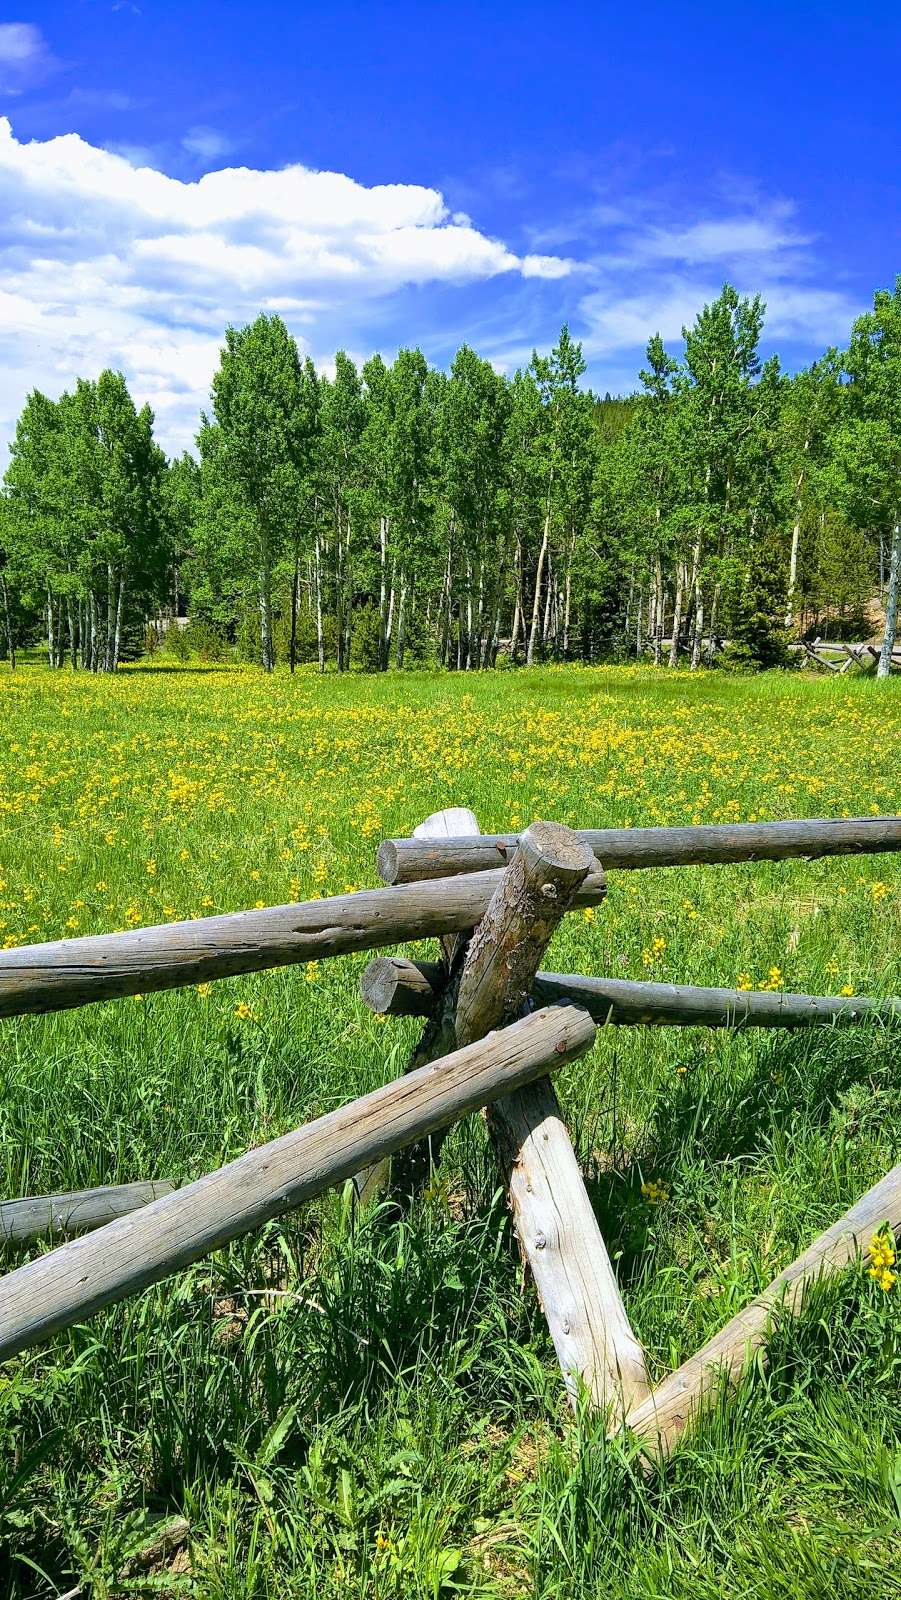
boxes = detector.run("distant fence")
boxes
[1,809,899,1460]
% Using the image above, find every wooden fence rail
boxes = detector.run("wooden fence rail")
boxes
[0,869,606,1019]
[2,801,899,1464]
[0,1005,595,1363]
[625,1160,901,1459]
[0,1182,175,1246]
[377,815,901,885]
[361,958,901,1030]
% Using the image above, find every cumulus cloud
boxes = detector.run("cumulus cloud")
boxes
[0,117,571,458]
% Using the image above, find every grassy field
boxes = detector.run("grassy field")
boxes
[0,660,900,1598]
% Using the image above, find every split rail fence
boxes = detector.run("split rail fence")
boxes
[1,811,900,1459]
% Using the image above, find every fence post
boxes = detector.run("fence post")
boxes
[362,809,649,1418]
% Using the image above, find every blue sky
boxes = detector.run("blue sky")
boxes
[1,1,899,460]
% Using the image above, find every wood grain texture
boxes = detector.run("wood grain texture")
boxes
[360,961,901,1031]
[624,1162,901,1459]
[353,809,481,1201]
[0,1182,176,1245]
[446,815,649,1418]
[0,870,608,1019]
[377,816,901,884]
[530,974,901,1029]
[0,1005,595,1362]
[492,1077,650,1413]
[413,807,480,972]
[454,822,602,1048]
[361,957,444,1017]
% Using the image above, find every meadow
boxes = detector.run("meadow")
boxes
[0,660,900,1599]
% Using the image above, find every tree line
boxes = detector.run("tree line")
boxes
[1,277,899,677]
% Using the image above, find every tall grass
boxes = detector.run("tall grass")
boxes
[0,661,899,1595]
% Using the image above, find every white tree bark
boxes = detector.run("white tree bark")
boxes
[877,517,901,679]
[526,505,551,665]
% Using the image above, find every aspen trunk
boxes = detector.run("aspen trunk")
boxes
[258,559,274,672]
[46,586,55,669]
[464,555,474,671]
[510,537,523,657]
[105,563,116,671]
[486,573,504,668]
[475,562,485,667]
[343,515,353,670]
[395,580,408,670]
[378,517,390,670]
[877,517,901,679]
[315,531,325,673]
[289,553,299,673]
[66,596,76,669]
[1,575,14,669]
[705,582,720,664]
[541,560,554,648]
[690,587,704,670]
[438,549,450,667]
[526,504,551,665]
[668,563,684,667]
[785,515,801,628]
[335,512,346,672]
[653,551,663,665]
[112,575,125,671]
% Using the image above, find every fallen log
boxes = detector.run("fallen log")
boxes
[360,960,901,1030]
[0,870,607,1020]
[0,1004,596,1363]
[0,1181,175,1245]
[624,1161,901,1460]
[376,815,901,885]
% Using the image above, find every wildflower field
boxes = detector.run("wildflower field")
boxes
[1,661,900,1599]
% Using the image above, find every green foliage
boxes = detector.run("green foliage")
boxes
[352,602,383,672]
[4,285,901,681]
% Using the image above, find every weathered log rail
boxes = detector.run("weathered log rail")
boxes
[0,805,899,1467]
[0,1182,175,1246]
[361,958,901,1030]
[625,1160,901,1459]
[0,1005,595,1363]
[377,815,901,884]
[0,868,607,1019]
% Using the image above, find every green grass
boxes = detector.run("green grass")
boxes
[0,660,899,1596]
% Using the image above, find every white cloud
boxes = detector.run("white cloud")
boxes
[570,195,860,369]
[0,117,572,460]
[578,274,860,360]
[0,22,55,93]
[0,23,42,63]
[181,126,235,163]
[629,212,810,266]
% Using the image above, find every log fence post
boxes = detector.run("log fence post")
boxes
[361,810,649,1417]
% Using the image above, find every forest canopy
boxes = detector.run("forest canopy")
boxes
[2,277,899,677]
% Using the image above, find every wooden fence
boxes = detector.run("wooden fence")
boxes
[1,809,900,1459]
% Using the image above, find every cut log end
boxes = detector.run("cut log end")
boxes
[375,839,400,885]
[518,820,598,887]
[360,957,443,1017]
